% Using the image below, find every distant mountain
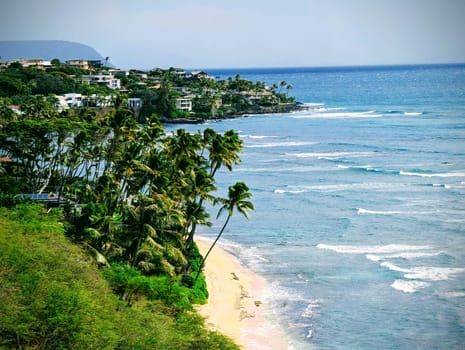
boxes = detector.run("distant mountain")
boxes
[0,40,107,63]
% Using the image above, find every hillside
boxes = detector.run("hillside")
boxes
[0,40,106,62]
[0,204,239,349]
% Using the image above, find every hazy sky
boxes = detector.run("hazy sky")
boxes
[1,0,464,69]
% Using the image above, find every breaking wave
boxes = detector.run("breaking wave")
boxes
[316,244,432,254]
[246,141,319,148]
[290,110,383,119]
[391,280,430,293]
[400,171,465,178]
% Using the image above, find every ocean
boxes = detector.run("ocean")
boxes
[165,64,465,349]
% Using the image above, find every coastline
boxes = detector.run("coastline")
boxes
[196,238,290,350]
[161,102,309,124]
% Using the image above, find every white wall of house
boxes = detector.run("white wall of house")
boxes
[64,93,84,107]
[128,98,142,109]
[176,98,193,112]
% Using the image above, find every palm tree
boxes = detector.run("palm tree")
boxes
[195,181,254,280]
[286,84,293,100]
[208,130,242,177]
[185,129,242,250]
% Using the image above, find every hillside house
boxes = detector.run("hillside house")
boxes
[81,73,121,89]
[176,97,193,112]
[7,58,51,70]
[127,98,142,109]
[66,59,102,70]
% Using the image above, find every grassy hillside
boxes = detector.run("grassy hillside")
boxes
[0,204,239,349]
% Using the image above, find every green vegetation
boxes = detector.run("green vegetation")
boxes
[0,60,301,122]
[0,204,239,349]
[0,66,257,347]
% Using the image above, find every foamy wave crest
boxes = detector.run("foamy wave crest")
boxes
[337,165,397,175]
[381,262,465,281]
[316,244,431,254]
[357,208,403,215]
[240,134,278,139]
[290,110,383,119]
[280,182,406,193]
[247,141,319,148]
[380,261,410,273]
[357,208,430,216]
[391,279,430,293]
[403,112,423,116]
[301,300,320,319]
[400,171,465,178]
[444,184,465,190]
[440,291,465,298]
[274,188,306,194]
[367,251,443,261]
[404,267,465,281]
[287,151,373,159]
[303,102,325,107]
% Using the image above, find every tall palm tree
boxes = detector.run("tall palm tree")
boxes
[186,129,242,250]
[286,84,293,99]
[208,130,242,177]
[195,181,254,280]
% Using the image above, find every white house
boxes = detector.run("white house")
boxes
[190,70,212,80]
[176,97,193,112]
[66,59,103,70]
[82,74,121,89]
[64,93,84,107]
[127,98,142,109]
[8,58,51,69]
[66,59,90,70]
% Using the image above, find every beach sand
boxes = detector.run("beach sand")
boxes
[196,238,290,350]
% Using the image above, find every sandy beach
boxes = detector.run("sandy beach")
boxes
[196,238,290,350]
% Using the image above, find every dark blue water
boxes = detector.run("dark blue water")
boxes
[166,64,465,349]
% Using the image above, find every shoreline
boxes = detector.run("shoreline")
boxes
[196,238,290,350]
[161,103,310,124]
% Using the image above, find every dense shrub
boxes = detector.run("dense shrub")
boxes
[0,205,238,349]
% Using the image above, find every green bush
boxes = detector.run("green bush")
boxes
[0,205,120,349]
[0,203,238,349]
[103,263,204,310]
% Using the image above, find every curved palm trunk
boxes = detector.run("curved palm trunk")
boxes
[194,214,231,281]
[186,197,204,250]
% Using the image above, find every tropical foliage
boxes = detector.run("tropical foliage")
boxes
[0,62,299,122]
[0,204,240,349]
[0,92,254,348]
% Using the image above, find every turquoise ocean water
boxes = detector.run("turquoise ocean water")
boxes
[166,64,465,349]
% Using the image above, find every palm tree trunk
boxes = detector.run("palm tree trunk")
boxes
[194,214,231,281]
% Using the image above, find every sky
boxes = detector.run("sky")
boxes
[1,0,464,69]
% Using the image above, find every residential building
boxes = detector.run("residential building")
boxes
[81,73,121,89]
[190,70,211,80]
[176,97,193,112]
[66,59,102,70]
[7,58,51,70]
[8,105,23,115]
[129,69,148,79]
[64,93,84,107]
[127,98,142,109]
[85,94,115,107]
[173,68,187,79]
[66,59,90,70]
